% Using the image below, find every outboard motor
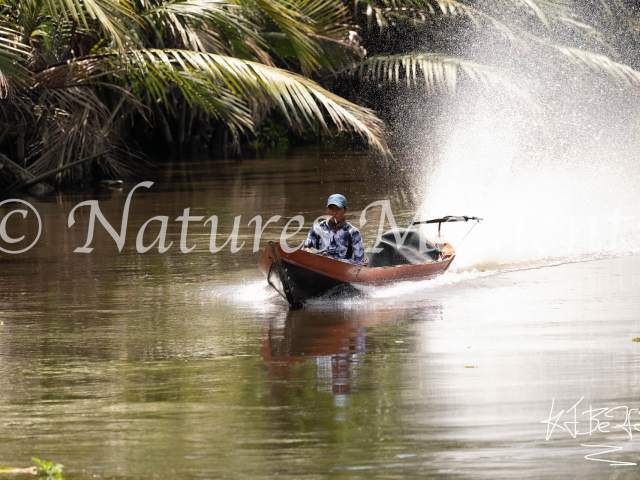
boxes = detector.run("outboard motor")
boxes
[367,228,440,268]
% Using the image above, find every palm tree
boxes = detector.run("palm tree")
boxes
[2,0,640,189]
[343,0,640,98]
[0,0,389,188]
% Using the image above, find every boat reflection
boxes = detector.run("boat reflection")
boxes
[261,305,444,399]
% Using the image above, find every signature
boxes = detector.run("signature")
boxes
[541,397,639,466]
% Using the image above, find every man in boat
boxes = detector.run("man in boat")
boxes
[302,194,365,265]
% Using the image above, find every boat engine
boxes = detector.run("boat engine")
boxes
[366,229,440,267]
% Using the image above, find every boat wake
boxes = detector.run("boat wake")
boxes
[208,250,638,310]
[354,268,497,299]
[207,267,498,309]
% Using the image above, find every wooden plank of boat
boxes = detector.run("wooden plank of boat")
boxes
[259,241,456,305]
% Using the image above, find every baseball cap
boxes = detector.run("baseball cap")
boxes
[326,194,347,209]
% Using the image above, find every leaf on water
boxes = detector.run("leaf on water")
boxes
[632,338,640,342]
[463,365,478,368]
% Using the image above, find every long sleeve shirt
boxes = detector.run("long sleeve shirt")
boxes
[302,220,365,265]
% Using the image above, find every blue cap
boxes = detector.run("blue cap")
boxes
[326,194,347,209]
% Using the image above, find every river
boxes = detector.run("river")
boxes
[1,150,639,479]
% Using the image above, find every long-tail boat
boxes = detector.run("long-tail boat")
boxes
[258,216,481,307]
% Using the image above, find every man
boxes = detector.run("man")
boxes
[302,194,365,265]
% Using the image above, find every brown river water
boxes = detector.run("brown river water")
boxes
[1,150,640,479]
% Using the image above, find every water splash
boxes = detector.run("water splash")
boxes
[356,268,497,299]
[406,66,640,272]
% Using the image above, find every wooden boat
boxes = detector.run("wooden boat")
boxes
[259,216,480,306]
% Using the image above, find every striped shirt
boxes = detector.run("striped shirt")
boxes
[302,220,365,265]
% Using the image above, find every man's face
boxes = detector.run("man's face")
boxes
[326,204,347,223]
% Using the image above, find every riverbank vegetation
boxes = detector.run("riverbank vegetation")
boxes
[1,0,640,190]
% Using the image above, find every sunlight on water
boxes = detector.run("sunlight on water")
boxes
[208,279,279,304]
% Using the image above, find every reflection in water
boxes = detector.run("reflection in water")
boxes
[261,306,443,402]
[262,310,369,399]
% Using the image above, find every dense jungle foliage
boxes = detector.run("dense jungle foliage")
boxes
[1,0,640,189]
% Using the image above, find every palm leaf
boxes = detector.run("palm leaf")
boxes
[144,0,239,20]
[121,49,389,153]
[355,0,475,26]
[141,0,260,54]
[590,0,625,17]
[262,32,363,72]
[357,53,530,100]
[242,0,322,73]
[33,49,390,154]
[296,0,350,36]
[0,24,32,96]
[25,87,128,183]
[552,45,640,86]
[39,0,138,53]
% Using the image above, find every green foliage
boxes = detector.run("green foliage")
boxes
[0,0,390,189]
[0,0,639,188]
[32,458,64,479]
[249,118,290,150]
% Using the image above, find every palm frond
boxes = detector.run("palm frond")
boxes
[261,31,363,72]
[296,0,350,36]
[506,0,549,26]
[141,0,260,54]
[552,45,640,86]
[357,53,530,101]
[15,0,44,43]
[34,49,389,153]
[30,56,111,88]
[39,0,137,52]
[554,16,617,56]
[245,0,322,73]
[144,0,239,20]
[356,0,474,25]
[591,0,626,17]
[119,49,389,153]
[26,87,128,183]
[0,24,33,96]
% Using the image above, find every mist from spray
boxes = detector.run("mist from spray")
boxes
[399,36,640,272]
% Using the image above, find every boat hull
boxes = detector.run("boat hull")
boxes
[259,241,455,306]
